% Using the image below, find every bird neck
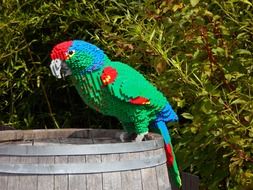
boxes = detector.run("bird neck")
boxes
[78,55,111,75]
[72,57,111,79]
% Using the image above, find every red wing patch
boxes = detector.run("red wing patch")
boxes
[101,67,118,85]
[129,96,150,105]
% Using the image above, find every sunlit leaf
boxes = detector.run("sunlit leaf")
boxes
[235,49,252,55]
[231,99,247,105]
[239,0,252,6]
[181,113,194,120]
[190,0,200,7]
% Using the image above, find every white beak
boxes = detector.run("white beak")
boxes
[50,59,72,79]
[50,59,63,78]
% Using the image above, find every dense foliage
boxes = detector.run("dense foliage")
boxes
[1,0,252,189]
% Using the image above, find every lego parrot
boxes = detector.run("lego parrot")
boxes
[50,40,181,187]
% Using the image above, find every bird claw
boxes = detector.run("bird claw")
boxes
[134,134,145,142]
[119,132,128,142]
[133,132,149,142]
[119,132,151,142]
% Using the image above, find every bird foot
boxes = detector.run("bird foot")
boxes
[133,132,149,142]
[120,132,152,142]
[119,132,127,142]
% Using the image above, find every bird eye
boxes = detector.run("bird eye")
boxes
[67,50,75,57]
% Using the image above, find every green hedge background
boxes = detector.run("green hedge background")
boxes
[1,0,252,189]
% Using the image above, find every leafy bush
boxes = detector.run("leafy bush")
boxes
[1,0,252,189]
[0,0,118,129]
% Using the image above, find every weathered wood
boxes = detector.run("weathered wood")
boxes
[120,152,142,190]
[54,156,68,190]
[68,156,87,190]
[92,138,120,144]
[156,164,172,190]
[140,150,159,190]
[86,155,102,190]
[19,156,38,190]
[37,156,54,190]
[0,128,139,143]
[89,129,122,139]
[0,129,174,190]
[35,138,94,145]
[102,154,121,190]
[68,129,89,138]
[0,125,15,131]
[155,148,172,190]
[0,156,9,190]
[0,129,88,142]
[7,157,20,190]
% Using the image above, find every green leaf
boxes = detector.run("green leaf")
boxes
[175,98,185,108]
[236,32,247,40]
[190,0,200,7]
[239,0,252,6]
[231,99,247,105]
[190,126,198,134]
[249,128,253,138]
[149,29,156,43]
[181,113,194,120]
[235,49,252,55]
[212,47,225,56]
[193,49,200,59]
[172,3,184,12]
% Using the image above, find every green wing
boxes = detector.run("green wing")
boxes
[105,61,167,109]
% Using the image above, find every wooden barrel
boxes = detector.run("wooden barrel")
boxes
[0,128,171,190]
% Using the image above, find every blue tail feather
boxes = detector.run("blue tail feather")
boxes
[155,121,171,144]
[152,103,182,188]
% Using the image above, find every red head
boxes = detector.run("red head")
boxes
[50,41,73,78]
[50,41,73,61]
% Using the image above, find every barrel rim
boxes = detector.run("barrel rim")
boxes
[0,140,163,156]
[0,128,164,156]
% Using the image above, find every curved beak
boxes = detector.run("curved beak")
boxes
[50,59,72,79]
